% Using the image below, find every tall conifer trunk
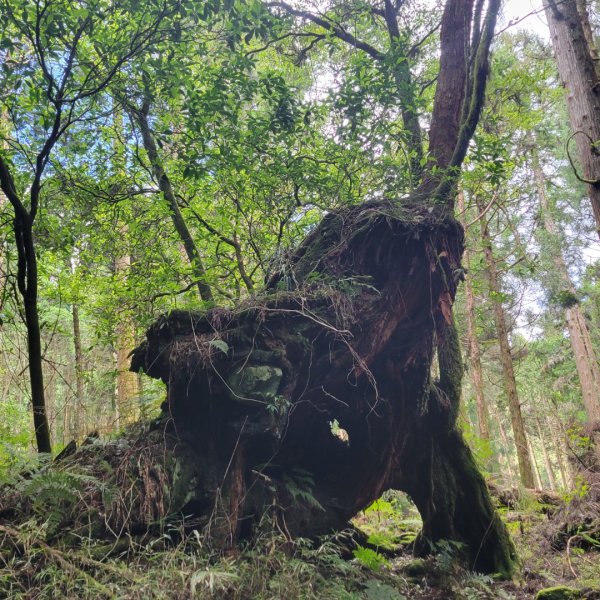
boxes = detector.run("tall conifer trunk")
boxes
[71,302,85,438]
[537,416,557,490]
[458,192,491,442]
[477,200,535,488]
[531,148,600,423]
[543,0,600,236]
[111,110,140,426]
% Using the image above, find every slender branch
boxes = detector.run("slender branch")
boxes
[408,22,442,58]
[566,131,600,185]
[266,1,384,60]
[463,190,499,229]
[149,278,214,302]
[0,156,28,220]
[245,31,325,57]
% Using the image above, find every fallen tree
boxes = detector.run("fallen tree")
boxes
[0,0,518,578]
[0,200,515,576]
[127,199,515,575]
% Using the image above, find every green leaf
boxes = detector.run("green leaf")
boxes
[209,339,229,355]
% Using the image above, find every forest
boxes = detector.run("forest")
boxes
[0,0,600,598]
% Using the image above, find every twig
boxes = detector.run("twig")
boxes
[566,534,580,578]
[566,131,600,185]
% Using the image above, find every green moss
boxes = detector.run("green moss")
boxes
[437,319,463,423]
[535,586,583,600]
[226,365,283,405]
[402,558,428,579]
[169,443,204,512]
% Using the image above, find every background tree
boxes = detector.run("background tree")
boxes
[543,0,600,237]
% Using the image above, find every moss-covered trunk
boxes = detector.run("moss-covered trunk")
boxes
[127,200,515,575]
[0,201,515,576]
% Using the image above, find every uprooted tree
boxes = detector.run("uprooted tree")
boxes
[0,0,517,577]
[129,0,515,575]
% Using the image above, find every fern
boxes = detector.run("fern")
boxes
[353,546,389,571]
[283,468,324,512]
[17,468,99,536]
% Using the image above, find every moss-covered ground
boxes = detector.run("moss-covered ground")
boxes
[1,483,599,599]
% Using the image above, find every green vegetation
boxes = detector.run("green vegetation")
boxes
[1,0,600,596]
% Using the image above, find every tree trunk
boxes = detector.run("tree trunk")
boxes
[550,415,572,489]
[458,192,491,442]
[477,202,535,488]
[543,0,600,236]
[564,303,600,423]
[130,202,516,576]
[427,0,474,173]
[537,416,557,491]
[132,100,213,303]
[492,403,517,487]
[114,251,141,427]
[0,109,7,308]
[528,434,543,490]
[532,148,600,423]
[17,219,52,453]
[576,0,600,78]
[71,303,85,439]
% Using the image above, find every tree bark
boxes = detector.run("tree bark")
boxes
[543,0,600,236]
[528,434,543,490]
[0,108,8,310]
[477,201,535,488]
[17,218,52,453]
[550,415,572,489]
[427,0,474,173]
[576,0,600,78]
[492,402,517,487]
[532,147,600,423]
[114,251,140,427]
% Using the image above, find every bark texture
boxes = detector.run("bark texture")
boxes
[576,0,600,78]
[532,148,600,424]
[129,201,516,576]
[544,0,600,235]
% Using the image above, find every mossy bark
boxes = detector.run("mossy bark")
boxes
[128,200,516,576]
[0,201,515,577]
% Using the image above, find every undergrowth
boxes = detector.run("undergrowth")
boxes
[1,447,599,599]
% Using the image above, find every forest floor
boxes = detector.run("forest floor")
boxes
[1,483,599,599]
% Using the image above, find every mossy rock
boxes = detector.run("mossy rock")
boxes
[401,558,428,579]
[535,586,583,600]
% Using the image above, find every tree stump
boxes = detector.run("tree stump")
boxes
[131,200,516,576]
